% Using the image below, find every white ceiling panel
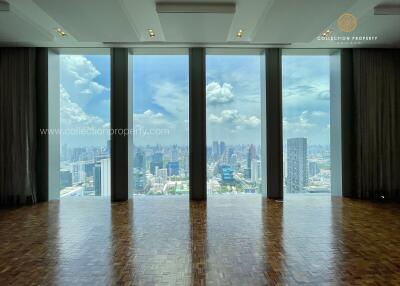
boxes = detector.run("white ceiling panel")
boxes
[253,0,358,43]
[159,13,234,43]
[0,9,52,43]
[33,0,139,42]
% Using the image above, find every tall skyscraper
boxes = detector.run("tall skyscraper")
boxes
[309,161,320,177]
[251,159,261,183]
[150,152,163,175]
[94,163,101,196]
[100,158,111,196]
[219,141,226,157]
[106,139,111,155]
[60,169,72,190]
[247,144,257,178]
[134,148,146,170]
[212,141,219,160]
[71,161,86,184]
[171,145,179,162]
[167,161,180,176]
[286,138,308,193]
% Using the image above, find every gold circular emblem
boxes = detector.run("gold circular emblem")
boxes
[337,13,358,32]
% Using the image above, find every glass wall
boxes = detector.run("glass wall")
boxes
[131,51,189,195]
[282,52,331,196]
[206,51,265,195]
[59,52,111,198]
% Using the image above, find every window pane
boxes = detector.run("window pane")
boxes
[206,53,265,195]
[59,54,111,198]
[282,55,331,195]
[132,54,189,195]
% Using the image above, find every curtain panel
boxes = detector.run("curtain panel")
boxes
[0,48,37,206]
[353,49,400,201]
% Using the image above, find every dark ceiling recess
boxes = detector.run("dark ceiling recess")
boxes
[156,2,236,14]
[374,4,400,15]
[0,0,10,12]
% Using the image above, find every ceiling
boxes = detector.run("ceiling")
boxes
[1,0,399,48]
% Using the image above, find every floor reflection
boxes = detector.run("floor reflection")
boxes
[190,201,207,286]
[1,195,400,285]
[111,200,134,284]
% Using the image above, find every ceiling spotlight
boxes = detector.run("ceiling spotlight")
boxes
[148,29,156,38]
[320,29,333,37]
[56,28,67,37]
[236,29,243,38]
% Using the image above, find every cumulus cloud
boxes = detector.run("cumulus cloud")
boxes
[206,82,234,105]
[283,111,315,132]
[152,81,188,118]
[208,109,260,130]
[60,55,109,95]
[60,85,105,129]
[133,110,174,129]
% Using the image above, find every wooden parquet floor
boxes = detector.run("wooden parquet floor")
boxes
[0,195,400,286]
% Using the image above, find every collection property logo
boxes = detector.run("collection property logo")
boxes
[317,13,378,44]
[337,13,358,32]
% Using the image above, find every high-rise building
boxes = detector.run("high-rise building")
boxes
[100,158,111,196]
[167,161,179,176]
[60,169,72,190]
[94,163,101,196]
[134,148,146,170]
[71,147,86,162]
[309,161,320,177]
[219,165,234,183]
[71,161,86,184]
[150,152,163,175]
[286,138,308,193]
[212,141,219,160]
[219,141,226,157]
[251,159,261,183]
[156,168,168,183]
[247,144,257,178]
[106,139,111,155]
[229,153,237,169]
[133,168,145,193]
[184,153,189,177]
[171,145,179,162]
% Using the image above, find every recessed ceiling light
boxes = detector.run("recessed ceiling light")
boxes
[320,29,333,37]
[236,29,243,38]
[56,28,67,37]
[148,29,156,38]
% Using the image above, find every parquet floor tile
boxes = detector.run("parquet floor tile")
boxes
[0,195,399,285]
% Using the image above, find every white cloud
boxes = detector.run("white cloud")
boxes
[283,111,315,131]
[60,55,109,95]
[133,110,174,129]
[208,109,260,129]
[206,82,234,105]
[311,111,328,117]
[151,81,188,119]
[60,85,105,129]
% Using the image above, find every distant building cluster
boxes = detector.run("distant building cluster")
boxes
[59,137,331,198]
[60,140,111,198]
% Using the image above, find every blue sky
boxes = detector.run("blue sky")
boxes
[282,55,330,145]
[60,53,330,148]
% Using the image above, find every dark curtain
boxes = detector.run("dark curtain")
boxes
[353,49,400,201]
[0,48,37,206]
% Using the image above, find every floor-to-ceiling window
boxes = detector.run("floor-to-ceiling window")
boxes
[131,50,189,196]
[59,52,111,198]
[206,50,266,195]
[282,51,332,196]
